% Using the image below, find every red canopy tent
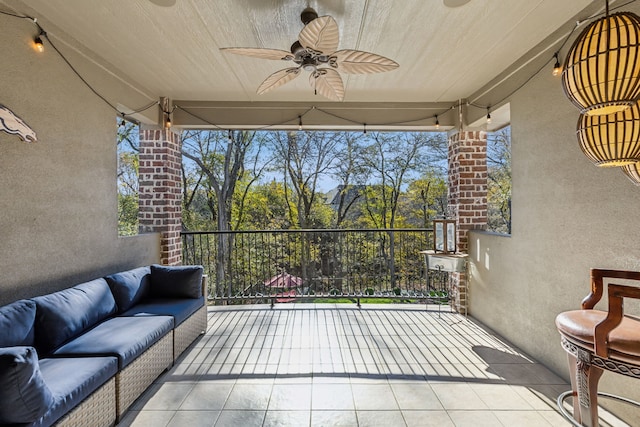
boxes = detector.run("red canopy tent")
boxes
[264,272,303,288]
[264,273,302,302]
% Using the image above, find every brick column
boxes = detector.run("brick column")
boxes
[138,128,183,266]
[447,130,488,314]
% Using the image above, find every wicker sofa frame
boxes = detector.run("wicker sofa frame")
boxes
[174,303,208,361]
[46,275,208,426]
[55,378,116,427]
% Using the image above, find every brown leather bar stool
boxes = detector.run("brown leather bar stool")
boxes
[555,269,640,426]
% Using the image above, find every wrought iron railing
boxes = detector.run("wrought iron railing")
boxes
[181,228,450,306]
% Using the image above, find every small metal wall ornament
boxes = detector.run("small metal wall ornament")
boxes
[433,218,457,253]
[0,104,37,143]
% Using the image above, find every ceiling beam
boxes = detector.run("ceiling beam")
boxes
[172,100,457,131]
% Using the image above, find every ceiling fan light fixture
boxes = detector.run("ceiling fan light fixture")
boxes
[302,57,317,72]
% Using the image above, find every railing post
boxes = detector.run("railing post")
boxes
[389,229,396,289]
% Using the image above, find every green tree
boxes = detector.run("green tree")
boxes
[116,120,139,236]
[487,127,512,234]
[181,130,267,296]
[331,132,367,228]
[269,131,339,229]
[182,130,268,232]
[401,170,448,228]
[233,180,295,230]
[181,160,212,231]
[359,132,446,229]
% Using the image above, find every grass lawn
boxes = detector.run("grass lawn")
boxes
[308,297,420,304]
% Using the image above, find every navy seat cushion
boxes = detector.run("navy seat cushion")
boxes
[0,346,54,424]
[150,264,203,299]
[121,296,205,327]
[32,278,117,355]
[52,316,173,369]
[0,299,36,347]
[34,356,117,427]
[105,266,151,312]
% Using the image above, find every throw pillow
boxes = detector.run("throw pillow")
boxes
[33,278,117,354]
[0,299,36,347]
[0,346,53,424]
[150,265,203,299]
[105,266,151,312]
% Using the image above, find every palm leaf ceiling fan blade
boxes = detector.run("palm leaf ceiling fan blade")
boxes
[257,67,301,95]
[333,49,399,74]
[221,47,294,61]
[310,68,344,101]
[298,15,339,53]
[221,7,398,100]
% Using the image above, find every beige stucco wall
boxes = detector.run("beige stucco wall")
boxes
[4,2,640,420]
[468,4,640,418]
[0,16,160,305]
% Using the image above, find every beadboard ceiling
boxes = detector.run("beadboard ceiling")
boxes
[4,0,604,127]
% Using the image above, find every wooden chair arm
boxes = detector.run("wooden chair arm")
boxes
[582,268,640,309]
[594,283,640,358]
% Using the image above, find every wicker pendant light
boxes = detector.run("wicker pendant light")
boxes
[562,1,640,116]
[622,162,640,184]
[577,101,640,166]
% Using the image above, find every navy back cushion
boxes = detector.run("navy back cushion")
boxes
[0,346,53,424]
[0,299,36,347]
[32,278,117,354]
[150,265,203,299]
[105,266,151,312]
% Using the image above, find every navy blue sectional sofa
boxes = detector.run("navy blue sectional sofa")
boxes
[0,264,207,427]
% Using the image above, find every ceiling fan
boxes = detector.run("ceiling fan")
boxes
[221,7,399,102]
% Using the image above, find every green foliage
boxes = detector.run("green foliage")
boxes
[267,131,340,229]
[181,130,263,233]
[356,132,448,229]
[358,185,394,228]
[181,130,449,232]
[401,171,448,228]
[306,194,333,229]
[181,161,215,231]
[331,133,367,227]
[118,193,138,236]
[116,120,139,236]
[234,181,295,230]
[487,127,512,234]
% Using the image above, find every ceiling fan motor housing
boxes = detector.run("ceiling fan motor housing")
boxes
[301,7,318,25]
[290,41,305,56]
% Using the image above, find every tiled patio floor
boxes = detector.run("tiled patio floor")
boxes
[118,304,627,427]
